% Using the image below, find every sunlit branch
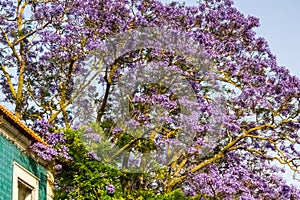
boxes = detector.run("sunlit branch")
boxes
[166,123,277,189]
[0,66,17,98]
[49,58,103,123]
[11,22,50,47]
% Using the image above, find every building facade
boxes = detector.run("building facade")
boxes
[0,105,53,200]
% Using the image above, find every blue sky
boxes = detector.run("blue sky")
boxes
[233,0,300,77]
[163,0,300,78]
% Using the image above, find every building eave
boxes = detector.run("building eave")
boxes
[0,105,47,146]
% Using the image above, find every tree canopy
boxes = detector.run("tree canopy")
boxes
[1,0,300,199]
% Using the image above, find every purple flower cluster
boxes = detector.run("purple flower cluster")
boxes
[54,164,63,171]
[30,120,71,161]
[105,184,115,194]
[87,151,99,160]
[186,155,300,199]
[112,126,123,135]
[84,133,101,143]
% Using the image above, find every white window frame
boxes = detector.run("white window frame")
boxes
[12,162,39,200]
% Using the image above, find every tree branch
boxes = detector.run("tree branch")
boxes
[166,123,276,190]
[0,66,17,98]
[11,22,50,47]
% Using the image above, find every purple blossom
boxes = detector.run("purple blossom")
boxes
[281,185,291,197]
[187,147,197,154]
[112,126,123,134]
[84,133,101,142]
[265,141,275,151]
[105,184,115,194]
[30,142,57,161]
[126,119,140,127]
[87,151,99,160]
[54,164,63,170]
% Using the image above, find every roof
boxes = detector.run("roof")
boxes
[0,105,47,146]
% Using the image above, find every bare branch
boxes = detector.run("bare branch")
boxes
[0,66,17,98]
[11,22,50,47]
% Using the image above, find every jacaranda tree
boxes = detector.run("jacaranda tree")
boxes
[1,0,300,199]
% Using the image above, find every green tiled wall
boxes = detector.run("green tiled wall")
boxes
[0,132,47,200]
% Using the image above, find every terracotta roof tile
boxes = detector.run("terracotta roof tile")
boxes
[0,105,47,146]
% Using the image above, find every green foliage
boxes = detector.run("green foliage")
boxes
[131,189,191,200]
[53,128,197,200]
[54,129,123,200]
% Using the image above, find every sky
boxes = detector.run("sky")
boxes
[163,0,300,78]
[233,0,300,77]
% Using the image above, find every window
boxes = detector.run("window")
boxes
[12,162,39,200]
[18,179,34,200]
